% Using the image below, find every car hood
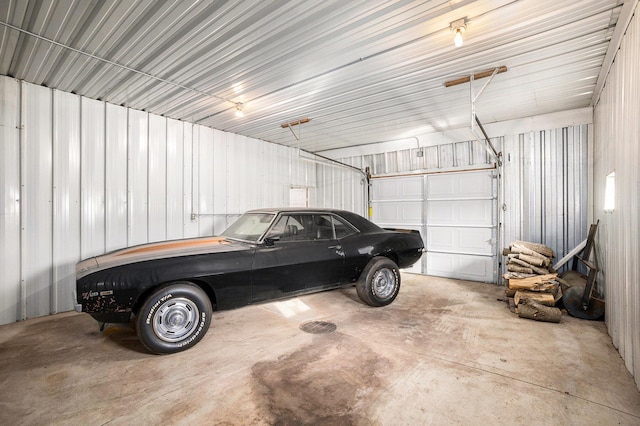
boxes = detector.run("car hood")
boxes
[76,236,250,279]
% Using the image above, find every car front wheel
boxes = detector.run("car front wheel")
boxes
[356,256,401,307]
[135,282,212,354]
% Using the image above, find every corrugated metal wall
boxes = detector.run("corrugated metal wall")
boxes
[593,5,640,391]
[315,156,367,217]
[0,76,316,324]
[502,126,590,279]
[356,140,491,175]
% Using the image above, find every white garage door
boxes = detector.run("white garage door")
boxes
[371,169,497,282]
[370,176,424,274]
[425,170,497,282]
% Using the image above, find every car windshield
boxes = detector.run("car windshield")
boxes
[221,213,276,242]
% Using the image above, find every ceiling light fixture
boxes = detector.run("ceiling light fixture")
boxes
[235,103,244,117]
[450,18,467,48]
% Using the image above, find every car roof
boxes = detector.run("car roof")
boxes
[244,208,382,233]
[247,207,347,214]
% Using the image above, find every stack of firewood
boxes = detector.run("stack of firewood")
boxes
[504,240,554,275]
[502,240,563,323]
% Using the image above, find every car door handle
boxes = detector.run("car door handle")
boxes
[329,244,345,257]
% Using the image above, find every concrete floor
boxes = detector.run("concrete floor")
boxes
[1,274,639,425]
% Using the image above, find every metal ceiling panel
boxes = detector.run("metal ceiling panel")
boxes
[0,0,626,152]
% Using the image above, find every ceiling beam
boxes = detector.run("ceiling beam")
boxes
[444,66,508,88]
[280,118,311,128]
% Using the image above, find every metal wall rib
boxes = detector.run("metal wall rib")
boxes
[593,4,640,391]
[0,75,317,324]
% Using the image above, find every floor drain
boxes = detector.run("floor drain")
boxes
[299,320,337,334]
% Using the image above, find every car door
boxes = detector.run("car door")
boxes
[251,213,345,302]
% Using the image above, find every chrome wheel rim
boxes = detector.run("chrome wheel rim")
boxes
[152,297,200,343]
[372,268,397,299]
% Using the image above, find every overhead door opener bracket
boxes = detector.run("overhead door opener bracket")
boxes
[445,66,507,165]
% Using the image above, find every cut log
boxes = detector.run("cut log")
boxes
[503,272,537,280]
[511,244,548,261]
[508,264,532,274]
[508,253,543,266]
[554,285,563,304]
[518,299,561,323]
[514,290,555,307]
[514,240,554,258]
[529,264,550,275]
[509,257,549,275]
[519,253,550,267]
[508,257,530,268]
[509,281,556,293]
[508,273,558,289]
[505,288,516,298]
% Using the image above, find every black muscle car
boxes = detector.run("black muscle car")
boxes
[75,208,424,354]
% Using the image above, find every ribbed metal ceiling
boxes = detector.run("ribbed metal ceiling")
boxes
[0,0,625,152]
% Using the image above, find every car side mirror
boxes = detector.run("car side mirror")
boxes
[264,236,280,247]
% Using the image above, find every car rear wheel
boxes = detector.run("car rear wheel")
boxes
[356,256,401,307]
[135,282,212,354]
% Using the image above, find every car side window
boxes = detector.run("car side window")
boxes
[265,213,356,241]
[266,215,304,241]
[331,215,357,239]
[315,215,335,240]
[296,214,331,240]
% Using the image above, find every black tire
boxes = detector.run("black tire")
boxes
[356,257,401,307]
[135,282,212,354]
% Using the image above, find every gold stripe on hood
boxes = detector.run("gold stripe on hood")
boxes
[118,237,228,256]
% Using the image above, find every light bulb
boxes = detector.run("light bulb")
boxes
[235,104,244,117]
[454,29,464,47]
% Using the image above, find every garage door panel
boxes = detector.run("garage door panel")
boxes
[427,227,492,255]
[371,176,423,227]
[426,199,492,226]
[372,176,422,200]
[426,252,494,282]
[427,171,493,199]
[375,201,422,225]
[400,178,423,198]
